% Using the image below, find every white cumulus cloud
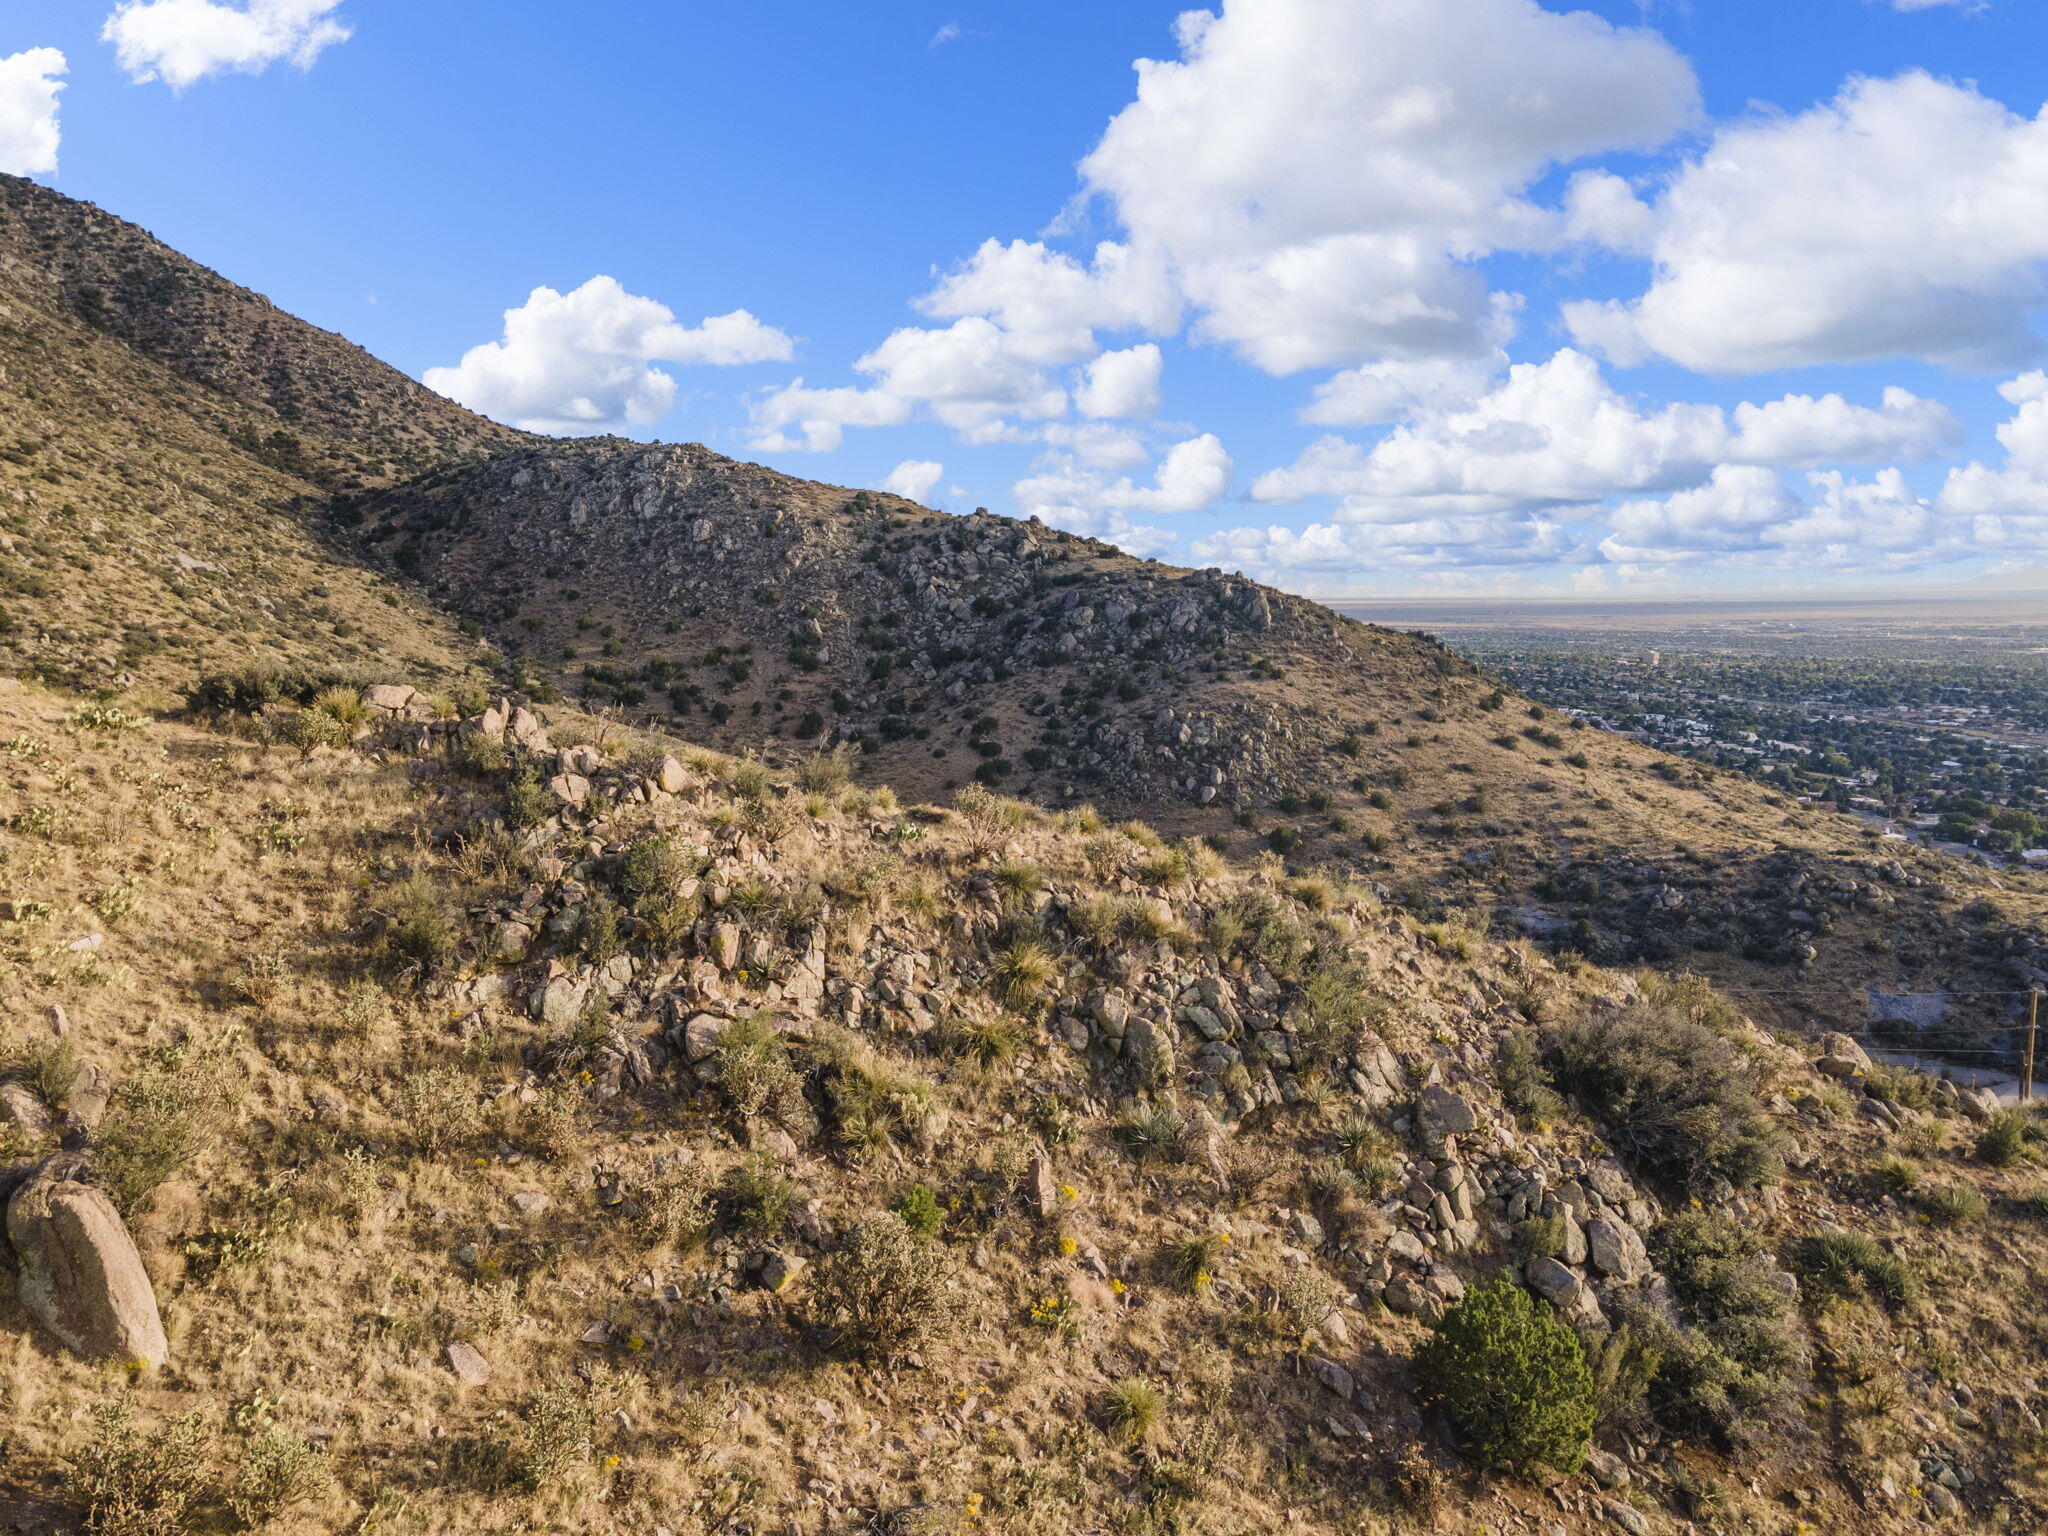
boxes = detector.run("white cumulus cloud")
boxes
[1252,350,1958,519]
[1078,0,1699,373]
[425,276,793,436]
[1014,434,1233,555]
[1075,344,1163,418]
[1569,72,2048,373]
[0,49,65,177]
[104,0,353,89]
[880,460,945,504]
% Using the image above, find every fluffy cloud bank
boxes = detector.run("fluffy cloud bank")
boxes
[1250,350,1958,518]
[0,49,66,177]
[425,277,793,435]
[1570,73,2048,373]
[104,0,353,88]
[1078,0,1698,374]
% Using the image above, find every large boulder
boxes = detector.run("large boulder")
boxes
[6,1157,168,1367]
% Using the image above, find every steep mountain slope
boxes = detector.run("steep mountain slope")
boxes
[0,174,525,486]
[3,675,2046,1536]
[357,439,2048,1043]
[0,174,508,697]
[0,171,2040,1051]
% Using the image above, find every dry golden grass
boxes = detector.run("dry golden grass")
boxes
[1,677,2045,1536]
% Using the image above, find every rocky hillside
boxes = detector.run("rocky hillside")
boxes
[3,674,2047,1536]
[0,175,2041,1048]
[354,440,2048,1048]
[0,174,526,487]
[0,176,509,700]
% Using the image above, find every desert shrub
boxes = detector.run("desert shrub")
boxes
[952,782,1034,856]
[636,1159,713,1250]
[725,757,773,801]
[990,937,1059,1010]
[503,764,552,828]
[277,708,347,755]
[892,1182,944,1238]
[1293,958,1386,1066]
[714,1015,806,1125]
[1795,1229,1921,1310]
[1096,1380,1164,1443]
[1415,1278,1596,1474]
[812,1031,936,1149]
[716,1157,795,1238]
[225,1427,330,1529]
[1917,1183,1987,1226]
[571,894,626,965]
[309,685,368,727]
[936,1010,1023,1070]
[1976,1109,2030,1168]
[1875,1155,1920,1194]
[1161,1231,1228,1292]
[795,743,858,793]
[1495,1025,1566,1127]
[1545,998,1783,1189]
[69,1400,214,1536]
[384,874,456,972]
[1633,1213,1806,1446]
[802,1211,958,1360]
[395,1067,486,1156]
[1116,1102,1187,1162]
[988,858,1046,904]
[1205,892,1308,978]
[97,1039,232,1212]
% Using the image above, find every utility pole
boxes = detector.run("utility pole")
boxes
[2027,988,2040,1103]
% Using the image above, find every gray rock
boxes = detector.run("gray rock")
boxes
[6,1157,168,1367]
[1586,1216,1648,1283]
[446,1340,493,1386]
[1585,1448,1631,1489]
[1603,1500,1652,1535]
[0,1080,51,1143]
[1311,1356,1355,1398]
[1417,1085,1477,1144]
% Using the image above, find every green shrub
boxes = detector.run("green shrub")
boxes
[384,874,455,972]
[717,1157,795,1238]
[1796,1229,1921,1310]
[1975,1109,2030,1169]
[1634,1213,1807,1446]
[1415,1278,1596,1474]
[396,1067,486,1156]
[1875,1156,1920,1194]
[225,1426,330,1528]
[97,1040,231,1213]
[1495,1025,1565,1126]
[1096,1380,1164,1443]
[1161,1231,1228,1292]
[503,764,552,828]
[812,1031,936,1149]
[68,1399,214,1536]
[1545,995,1783,1189]
[891,1182,944,1238]
[1918,1183,1988,1226]
[1115,1103,1187,1162]
[801,1211,958,1361]
[713,1015,806,1126]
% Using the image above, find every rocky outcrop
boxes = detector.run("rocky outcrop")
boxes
[5,1155,168,1367]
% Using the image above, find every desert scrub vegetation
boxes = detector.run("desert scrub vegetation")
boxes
[1626,1212,1808,1447]
[1415,1277,1596,1475]
[800,1210,959,1361]
[1545,984,1783,1190]
[96,1033,234,1212]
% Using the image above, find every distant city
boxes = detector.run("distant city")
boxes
[1333,592,2048,872]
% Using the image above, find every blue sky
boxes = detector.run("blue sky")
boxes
[9,1,2048,596]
